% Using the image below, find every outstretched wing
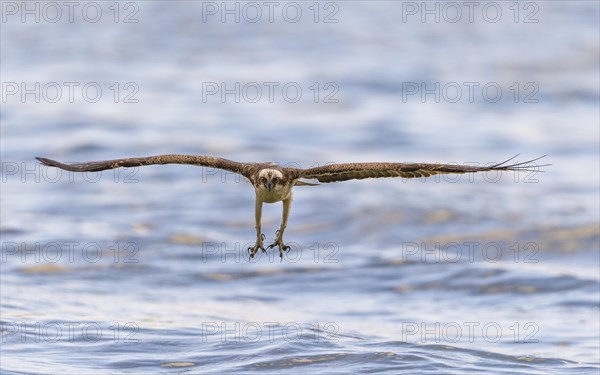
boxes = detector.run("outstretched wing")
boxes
[36,154,253,177]
[297,155,548,183]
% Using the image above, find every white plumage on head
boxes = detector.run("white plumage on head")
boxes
[258,168,284,180]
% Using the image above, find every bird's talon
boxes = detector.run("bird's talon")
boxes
[248,242,266,259]
[268,240,291,261]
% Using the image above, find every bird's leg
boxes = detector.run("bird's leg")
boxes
[268,196,292,260]
[248,198,266,259]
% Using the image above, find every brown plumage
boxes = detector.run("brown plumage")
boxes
[36,154,548,260]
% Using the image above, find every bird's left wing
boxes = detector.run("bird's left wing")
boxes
[36,154,254,178]
[297,155,547,183]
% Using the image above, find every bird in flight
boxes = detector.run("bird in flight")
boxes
[36,154,546,260]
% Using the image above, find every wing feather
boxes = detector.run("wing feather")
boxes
[298,155,548,183]
[36,154,252,177]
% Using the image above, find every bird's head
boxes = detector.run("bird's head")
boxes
[257,168,286,192]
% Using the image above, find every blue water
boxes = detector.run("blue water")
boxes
[1,1,599,374]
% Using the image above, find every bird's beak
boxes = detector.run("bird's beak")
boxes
[265,181,274,191]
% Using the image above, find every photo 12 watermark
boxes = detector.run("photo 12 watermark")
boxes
[401,81,539,104]
[2,241,140,264]
[2,82,139,104]
[200,321,339,343]
[1,1,140,24]
[399,320,539,344]
[198,241,340,263]
[2,162,140,184]
[1,321,139,343]
[201,81,339,104]
[400,1,540,24]
[400,241,539,264]
[200,1,340,24]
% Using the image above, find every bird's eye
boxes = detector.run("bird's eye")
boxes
[272,177,278,183]
[260,177,267,183]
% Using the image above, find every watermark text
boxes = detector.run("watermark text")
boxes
[2,82,139,104]
[2,321,139,343]
[202,81,339,104]
[400,1,539,24]
[1,1,140,23]
[201,321,339,343]
[2,241,139,264]
[400,321,539,343]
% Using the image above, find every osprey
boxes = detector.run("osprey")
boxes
[36,155,546,260]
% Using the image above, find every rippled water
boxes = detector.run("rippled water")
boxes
[2,2,599,374]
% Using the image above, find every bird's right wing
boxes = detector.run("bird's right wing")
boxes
[36,154,254,178]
